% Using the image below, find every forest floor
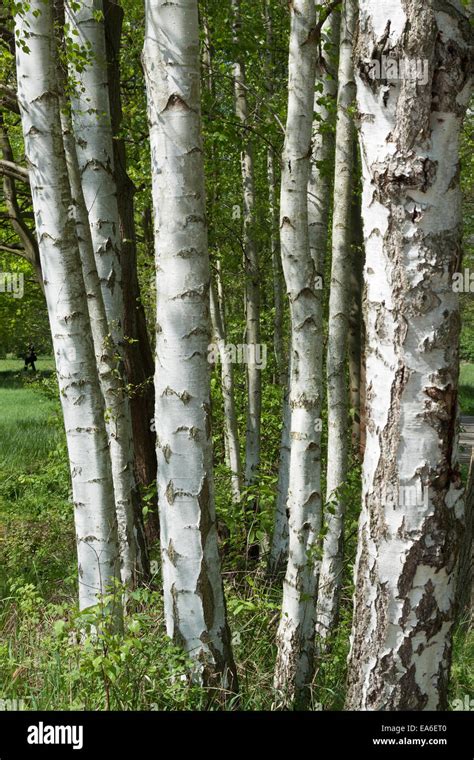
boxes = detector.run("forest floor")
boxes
[0,358,472,710]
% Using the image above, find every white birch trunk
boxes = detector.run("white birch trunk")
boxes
[264,0,285,388]
[265,0,289,575]
[201,12,242,505]
[231,0,261,493]
[60,102,147,588]
[143,0,237,690]
[268,148,285,387]
[346,0,471,710]
[210,280,243,503]
[316,0,357,644]
[64,0,145,585]
[14,0,122,617]
[273,0,321,706]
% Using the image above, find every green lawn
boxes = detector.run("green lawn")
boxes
[0,355,55,375]
[0,356,60,472]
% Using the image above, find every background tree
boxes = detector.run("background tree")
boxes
[317,0,356,646]
[273,0,322,707]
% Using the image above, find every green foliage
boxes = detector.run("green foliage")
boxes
[449,621,474,709]
[459,363,474,416]
[1,0,473,714]
[0,258,50,358]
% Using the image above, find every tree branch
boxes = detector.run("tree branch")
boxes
[0,113,43,291]
[0,242,25,255]
[0,158,29,183]
[0,84,20,114]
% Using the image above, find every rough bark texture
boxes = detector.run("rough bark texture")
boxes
[346,0,472,710]
[103,0,159,546]
[15,0,122,616]
[143,0,237,691]
[273,0,321,706]
[348,143,364,452]
[317,0,357,644]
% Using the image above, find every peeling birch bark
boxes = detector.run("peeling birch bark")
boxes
[346,0,472,710]
[143,0,237,691]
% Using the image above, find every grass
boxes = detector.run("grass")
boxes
[0,356,72,599]
[0,355,471,710]
[0,356,60,472]
[459,362,474,416]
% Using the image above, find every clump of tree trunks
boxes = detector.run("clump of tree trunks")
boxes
[1,0,472,708]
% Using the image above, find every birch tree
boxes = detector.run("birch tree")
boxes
[264,0,285,388]
[60,93,148,589]
[348,151,364,452]
[103,0,159,545]
[210,280,243,503]
[231,0,261,503]
[14,0,122,617]
[269,6,339,581]
[308,10,339,285]
[202,9,243,504]
[346,0,472,710]
[143,0,237,691]
[273,0,322,706]
[265,0,289,576]
[65,0,147,585]
[316,0,357,645]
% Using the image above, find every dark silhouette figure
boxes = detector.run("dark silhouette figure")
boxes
[24,343,37,372]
